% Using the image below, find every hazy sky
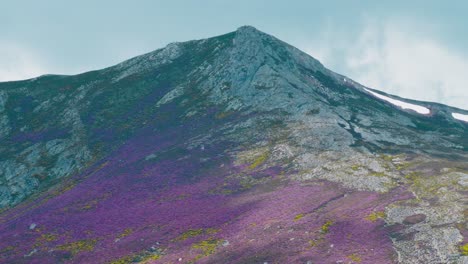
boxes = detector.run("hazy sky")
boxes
[2,0,468,109]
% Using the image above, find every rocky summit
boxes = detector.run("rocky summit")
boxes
[0,26,467,264]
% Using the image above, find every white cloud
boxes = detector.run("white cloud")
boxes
[0,42,48,82]
[304,18,468,110]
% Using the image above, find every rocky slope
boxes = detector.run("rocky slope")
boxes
[0,26,467,263]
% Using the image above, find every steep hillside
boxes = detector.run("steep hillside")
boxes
[0,26,467,263]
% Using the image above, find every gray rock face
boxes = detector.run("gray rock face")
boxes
[0,139,91,207]
[0,91,10,139]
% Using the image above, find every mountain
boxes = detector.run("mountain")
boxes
[0,26,467,263]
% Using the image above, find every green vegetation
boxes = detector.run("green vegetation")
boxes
[56,239,97,255]
[380,154,394,162]
[347,253,362,262]
[116,228,133,239]
[110,251,161,264]
[365,211,386,222]
[294,213,305,221]
[320,220,333,233]
[39,233,58,242]
[173,228,219,241]
[460,243,468,256]
[396,162,412,171]
[370,172,386,177]
[0,246,15,254]
[192,238,221,259]
[34,233,59,248]
[248,152,269,169]
[308,239,323,248]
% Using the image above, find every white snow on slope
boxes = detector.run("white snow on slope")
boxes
[364,88,430,115]
[452,113,468,122]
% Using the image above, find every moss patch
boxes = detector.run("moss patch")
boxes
[116,228,133,239]
[173,228,219,241]
[294,213,305,221]
[365,211,386,222]
[56,239,97,255]
[320,220,333,233]
[192,238,221,258]
[460,243,468,256]
[248,152,269,169]
[347,253,362,262]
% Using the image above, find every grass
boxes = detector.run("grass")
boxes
[370,172,386,177]
[365,211,386,222]
[116,228,133,239]
[320,220,333,233]
[347,253,362,262]
[294,213,305,221]
[56,239,97,255]
[460,243,468,256]
[192,238,221,259]
[248,152,269,169]
[173,228,219,241]
[110,251,161,264]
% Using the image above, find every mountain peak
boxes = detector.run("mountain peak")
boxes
[236,25,262,33]
[234,25,271,42]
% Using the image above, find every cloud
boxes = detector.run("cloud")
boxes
[0,42,48,82]
[304,18,468,110]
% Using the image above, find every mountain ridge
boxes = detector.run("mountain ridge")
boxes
[3,26,468,114]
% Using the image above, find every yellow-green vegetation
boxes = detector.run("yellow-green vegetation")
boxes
[109,255,134,264]
[192,238,221,259]
[380,154,412,170]
[56,239,97,255]
[405,171,421,180]
[110,252,161,264]
[365,211,386,222]
[117,228,133,239]
[173,228,219,241]
[140,254,161,263]
[320,220,333,233]
[0,246,15,254]
[34,233,59,248]
[351,165,361,171]
[404,170,452,198]
[370,172,386,177]
[395,162,412,171]
[380,154,394,162]
[80,200,99,211]
[248,152,269,169]
[53,181,77,196]
[39,233,58,242]
[347,253,362,262]
[294,213,305,221]
[460,243,468,256]
[220,189,233,195]
[239,176,256,190]
[308,239,320,248]
[207,185,233,195]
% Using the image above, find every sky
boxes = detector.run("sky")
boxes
[1,0,468,109]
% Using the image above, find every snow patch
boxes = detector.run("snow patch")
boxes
[364,88,430,115]
[452,113,468,122]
